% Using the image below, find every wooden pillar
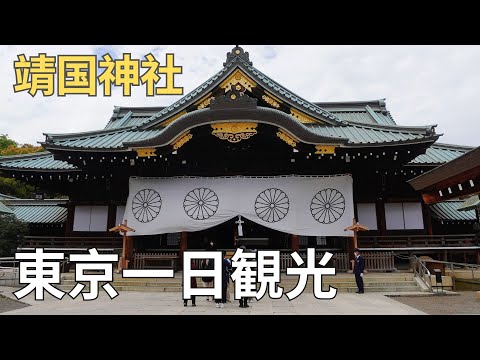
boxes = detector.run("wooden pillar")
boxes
[179,232,188,269]
[422,203,433,235]
[291,234,299,251]
[376,198,387,236]
[65,202,75,237]
[346,235,354,258]
[125,236,134,268]
[107,203,117,231]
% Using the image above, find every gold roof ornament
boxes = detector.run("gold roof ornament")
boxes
[290,108,321,124]
[262,91,282,109]
[315,145,336,154]
[220,70,256,93]
[195,93,215,109]
[211,122,258,143]
[276,129,297,148]
[172,132,193,150]
[136,148,156,157]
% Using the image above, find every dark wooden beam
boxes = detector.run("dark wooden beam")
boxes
[408,146,480,191]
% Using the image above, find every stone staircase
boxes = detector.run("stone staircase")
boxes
[57,271,421,293]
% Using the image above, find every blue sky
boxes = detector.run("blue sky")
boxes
[1,45,479,147]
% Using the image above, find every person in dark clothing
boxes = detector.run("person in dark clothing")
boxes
[201,257,214,301]
[215,252,229,309]
[237,245,251,308]
[184,261,198,307]
[239,297,249,308]
[353,248,365,294]
[202,240,217,301]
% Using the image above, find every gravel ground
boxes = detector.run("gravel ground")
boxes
[0,294,30,313]
[391,291,480,315]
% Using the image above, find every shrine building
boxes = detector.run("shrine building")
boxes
[0,46,477,270]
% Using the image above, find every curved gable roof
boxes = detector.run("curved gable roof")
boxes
[132,46,346,129]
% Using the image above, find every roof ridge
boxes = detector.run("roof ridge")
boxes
[0,193,19,199]
[43,127,132,140]
[135,64,235,129]
[314,99,386,107]
[136,48,348,130]
[431,142,476,150]
[308,120,437,134]
[0,151,51,161]
[237,57,345,125]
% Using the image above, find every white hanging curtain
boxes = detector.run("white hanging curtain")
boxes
[123,175,354,237]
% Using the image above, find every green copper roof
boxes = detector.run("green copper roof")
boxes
[430,200,476,221]
[326,108,396,126]
[239,59,343,125]
[41,120,437,150]
[0,152,77,171]
[409,143,473,165]
[0,193,17,200]
[4,199,68,223]
[46,129,163,149]
[39,47,439,151]
[104,108,163,130]
[10,205,67,223]
[306,123,435,145]
[0,201,14,214]
[131,47,346,129]
[458,195,480,212]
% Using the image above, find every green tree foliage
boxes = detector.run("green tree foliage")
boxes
[0,143,44,156]
[0,214,28,257]
[0,134,43,198]
[0,134,43,156]
[0,177,35,198]
[0,134,17,149]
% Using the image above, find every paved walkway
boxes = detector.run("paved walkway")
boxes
[0,287,425,315]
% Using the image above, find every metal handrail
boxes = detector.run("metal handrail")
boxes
[0,257,19,268]
[0,256,70,274]
[425,259,480,280]
[412,255,433,293]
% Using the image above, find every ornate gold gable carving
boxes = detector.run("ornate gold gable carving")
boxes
[194,93,215,109]
[220,70,256,93]
[159,111,187,127]
[276,129,297,148]
[136,148,157,157]
[262,91,282,109]
[172,131,193,150]
[315,145,336,154]
[211,122,257,143]
[290,108,321,124]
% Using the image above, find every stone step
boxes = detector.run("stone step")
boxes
[55,285,182,293]
[56,278,418,291]
[60,280,182,287]
[58,271,420,293]
[60,274,415,283]
[55,285,420,293]
[284,282,417,288]
[60,276,417,286]
[278,278,415,284]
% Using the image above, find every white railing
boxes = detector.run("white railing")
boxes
[412,255,433,293]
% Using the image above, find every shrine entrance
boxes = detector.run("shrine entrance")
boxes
[187,217,290,250]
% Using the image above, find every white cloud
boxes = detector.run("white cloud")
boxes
[1,45,479,147]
